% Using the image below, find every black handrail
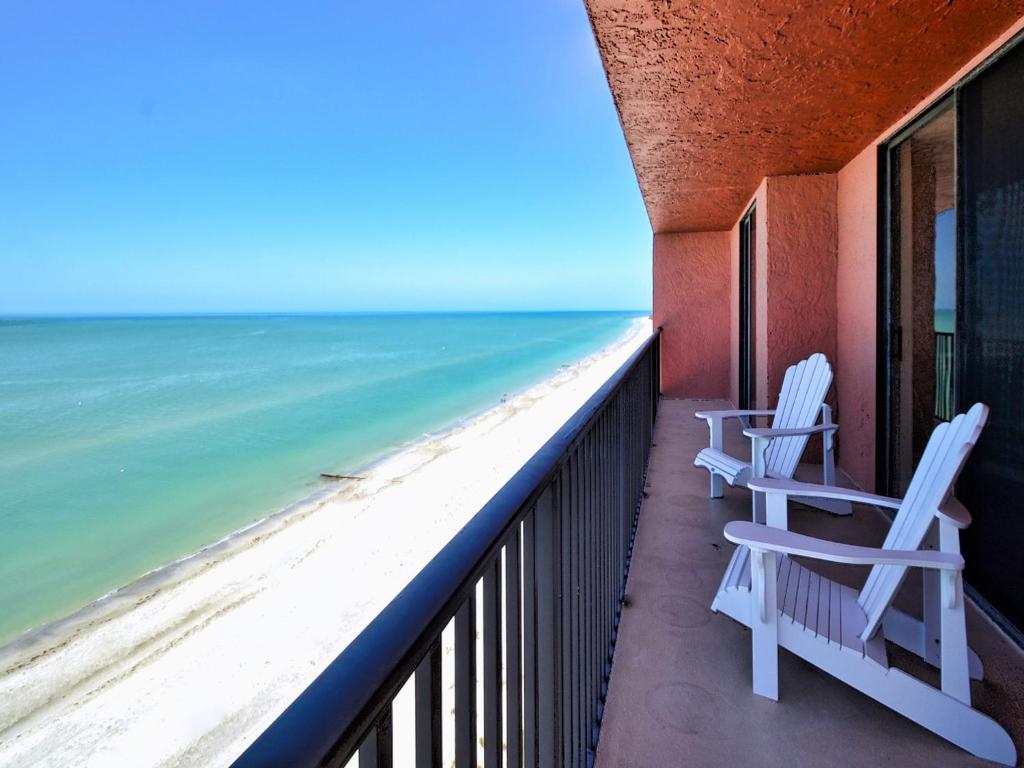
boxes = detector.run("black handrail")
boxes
[233,329,661,768]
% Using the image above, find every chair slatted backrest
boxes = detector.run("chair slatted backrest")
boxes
[764,353,833,479]
[857,403,989,640]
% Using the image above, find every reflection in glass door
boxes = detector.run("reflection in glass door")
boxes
[882,101,956,495]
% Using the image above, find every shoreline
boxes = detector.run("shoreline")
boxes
[0,317,646,666]
[0,317,651,767]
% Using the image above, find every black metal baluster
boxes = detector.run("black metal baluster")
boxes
[597,415,606,683]
[598,411,606,663]
[560,458,574,768]
[626,378,634,499]
[523,506,538,768]
[483,558,503,768]
[506,528,523,768]
[415,640,441,768]
[619,393,628,584]
[585,434,593,765]
[606,409,615,668]
[599,414,609,743]
[587,430,598,754]
[572,450,583,768]
[596,428,605,753]
[599,414,611,720]
[455,596,477,768]
[584,436,594,765]
[591,429,599,758]
[535,482,561,768]
[359,728,378,768]
[359,704,393,768]
[608,408,617,700]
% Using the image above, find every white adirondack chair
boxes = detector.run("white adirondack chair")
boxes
[711,403,1017,766]
[694,353,851,519]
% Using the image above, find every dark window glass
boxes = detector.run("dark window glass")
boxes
[958,40,1024,633]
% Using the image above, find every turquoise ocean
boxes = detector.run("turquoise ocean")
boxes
[0,312,642,644]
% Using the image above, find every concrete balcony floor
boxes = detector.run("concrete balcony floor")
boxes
[596,399,1024,768]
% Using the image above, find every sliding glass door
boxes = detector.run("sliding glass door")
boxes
[957,38,1024,635]
[881,100,956,495]
[881,35,1024,636]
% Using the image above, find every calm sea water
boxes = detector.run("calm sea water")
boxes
[0,312,641,643]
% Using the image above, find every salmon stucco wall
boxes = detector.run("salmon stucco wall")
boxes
[653,231,731,398]
[836,148,878,490]
[728,223,740,407]
[760,174,839,408]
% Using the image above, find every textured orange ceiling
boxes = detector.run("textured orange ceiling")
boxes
[584,0,1024,233]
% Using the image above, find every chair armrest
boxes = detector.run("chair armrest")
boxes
[746,477,903,510]
[694,409,775,421]
[724,521,963,571]
[937,497,971,529]
[743,424,838,439]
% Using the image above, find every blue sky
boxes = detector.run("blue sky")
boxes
[935,209,955,312]
[0,1,651,314]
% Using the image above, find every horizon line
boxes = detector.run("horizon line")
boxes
[1,308,653,320]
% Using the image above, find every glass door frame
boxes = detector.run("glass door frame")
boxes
[738,203,756,410]
[877,30,1024,498]
[876,26,1024,647]
[876,94,957,497]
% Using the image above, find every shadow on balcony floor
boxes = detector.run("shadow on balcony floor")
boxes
[596,399,1024,768]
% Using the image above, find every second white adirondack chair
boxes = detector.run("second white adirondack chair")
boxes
[711,403,1016,766]
[694,353,851,519]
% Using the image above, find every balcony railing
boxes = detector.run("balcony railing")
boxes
[232,330,661,768]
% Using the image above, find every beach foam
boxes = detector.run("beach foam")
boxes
[0,318,651,767]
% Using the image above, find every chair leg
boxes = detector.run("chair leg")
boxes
[884,605,984,680]
[939,520,972,704]
[940,572,971,704]
[822,404,836,486]
[710,472,723,499]
[708,416,725,498]
[750,549,779,700]
[750,434,769,523]
[749,490,764,523]
[922,551,943,670]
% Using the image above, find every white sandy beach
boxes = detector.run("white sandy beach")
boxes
[0,318,651,768]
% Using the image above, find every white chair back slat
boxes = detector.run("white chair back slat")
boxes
[857,420,953,621]
[770,362,800,430]
[774,360,805,433]
[767,358,807,473]
[765,353,832,478]
[769,356,807,444]
[857,403,989,638]
[783,355,832,471]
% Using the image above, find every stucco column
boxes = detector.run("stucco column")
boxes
[757,174,839,410]
[653,231,731,398]
[836,148,879,490]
